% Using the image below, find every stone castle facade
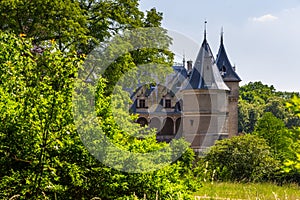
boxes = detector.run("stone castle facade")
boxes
[130,33,241,152]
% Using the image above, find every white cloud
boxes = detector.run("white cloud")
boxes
[252,14,278,22]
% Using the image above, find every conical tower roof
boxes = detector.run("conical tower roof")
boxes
[186,38,230,90]
[216,33,241,82]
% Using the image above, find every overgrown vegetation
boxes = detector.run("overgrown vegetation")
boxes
[0,29,198,200]
[0,1,300,199]
[0,1,195,198]
[195,82,300,185]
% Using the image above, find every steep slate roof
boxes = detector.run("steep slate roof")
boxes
[186,37,230,91]
[172,65,188,79]
[216,34,241,82]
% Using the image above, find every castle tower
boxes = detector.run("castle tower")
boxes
[216,31,241,137]
[182,33,230,152]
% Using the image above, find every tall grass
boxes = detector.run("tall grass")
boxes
[194,182,300,200]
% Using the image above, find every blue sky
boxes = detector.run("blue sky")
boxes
[139,0,300,92]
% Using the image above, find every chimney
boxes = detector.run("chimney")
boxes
[187,60,193,71]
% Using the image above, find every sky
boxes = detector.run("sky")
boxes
[139,0,300,92]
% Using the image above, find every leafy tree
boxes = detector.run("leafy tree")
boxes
[240,81,276,103]
[264,97,287,120]
[253,112,291,161]
[238,99,263,133]
[0,31,84,198]
[0,0,165,54]
[0,0,175,96]
[238,82,276,133]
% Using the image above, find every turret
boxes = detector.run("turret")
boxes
[216,29,241,137]
[182,23,230,152]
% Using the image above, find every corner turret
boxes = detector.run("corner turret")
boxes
[216,29,241,137]
[216,30,241,82]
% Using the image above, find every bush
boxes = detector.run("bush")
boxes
[197,134,280,182]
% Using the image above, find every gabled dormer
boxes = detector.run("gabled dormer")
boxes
[216,32,241,82]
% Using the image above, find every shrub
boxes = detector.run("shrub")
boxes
[198,134,279,182]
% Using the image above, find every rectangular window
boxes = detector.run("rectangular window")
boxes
[139,99,146,108]
[165,99,171,108]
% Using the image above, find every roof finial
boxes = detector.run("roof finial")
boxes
[183,51,186,67]
[204,20,207,40]
[221,26,224,44]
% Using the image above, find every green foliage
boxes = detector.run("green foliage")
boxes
[96,27,174,95]
[0,31,84,199]
[0,0,166,54]
[240,81,276,103]
[0,31,196,199]
[239,81,300,133]
[287,95,300,117]
[199,134,279,182]
[254,112,291,161]
[241,95,300,183]
[282,96,300,180]
[238,99,263,134]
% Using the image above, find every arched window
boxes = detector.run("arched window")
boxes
[149,117,162,134]
[137,117,148,127]
[160,117,174,135]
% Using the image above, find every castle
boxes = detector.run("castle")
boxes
[130,30,241,152]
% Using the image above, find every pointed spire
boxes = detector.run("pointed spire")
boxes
[216,30,241,82]
[220,27,224,44]
[204,21,207,40]
[182,52,186,68]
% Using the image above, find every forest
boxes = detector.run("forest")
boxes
[0,0,300,199]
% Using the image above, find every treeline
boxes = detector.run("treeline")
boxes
[239,81,300,133]
[194,82,300,184]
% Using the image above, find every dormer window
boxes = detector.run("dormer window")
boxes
[139,99,146,108]
[165,99,171,108]
[220,66,227,77]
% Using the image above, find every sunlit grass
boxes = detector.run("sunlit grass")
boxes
[194,182,300,200]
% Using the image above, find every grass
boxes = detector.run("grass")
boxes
[193,182,300,200]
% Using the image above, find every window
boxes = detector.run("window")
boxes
[220,66,227,77]
[165,99,171,108]
[139,99,146,108]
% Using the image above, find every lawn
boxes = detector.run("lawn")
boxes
[194,182,300,200]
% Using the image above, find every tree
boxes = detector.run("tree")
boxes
[254,112,291,161]
[0,0,166,54]
[239,81,276,103]
[0,31,84,198]
[0,0,175,96]
[238,99,263,133]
